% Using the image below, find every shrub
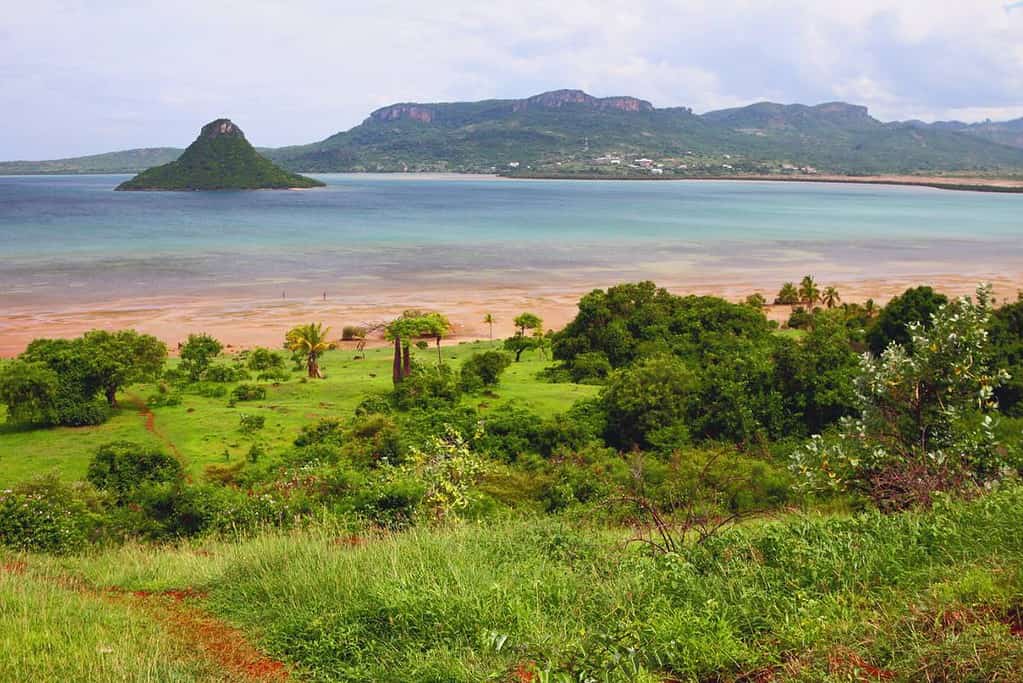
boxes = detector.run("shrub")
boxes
[0,487,88,554]
[295,417,346,447]
[569,351,612,383]
[231,383,266,402]
[0,360,59,425]
[238,414,265,434]
[786,306,814,330]
[86,441,184,500]
[792,285,1011,509]
[460,351,512,392]
[341,326,366,341]
[355,395,392,417]
[204,363,250,383]
[246,347,286,372]
[867,286,948,355]
[392,363,462,410]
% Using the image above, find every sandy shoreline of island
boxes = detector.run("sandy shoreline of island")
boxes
[3,273,1021,357]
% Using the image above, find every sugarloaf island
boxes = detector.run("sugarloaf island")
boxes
[115,119,324,191]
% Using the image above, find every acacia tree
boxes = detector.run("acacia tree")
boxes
[286,323,334,378]
[791,285,1010,509]
[81,330,167,406]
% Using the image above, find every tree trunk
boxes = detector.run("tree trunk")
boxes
[392,338,403,384]
[105,385,118,407]
[402,343,412,377]
[436,336,442,364]
[307,353,321,378]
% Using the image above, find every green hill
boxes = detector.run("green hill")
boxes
[0,147,183,175]
[115,119,323,191]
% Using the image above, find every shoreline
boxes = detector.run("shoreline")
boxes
[501,172,1023,193]
[3,274,1020,357]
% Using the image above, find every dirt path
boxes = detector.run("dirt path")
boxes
[1,562,291,681]
[125,392,182,459]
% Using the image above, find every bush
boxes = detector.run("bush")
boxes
[601,355,697,450]
[231,383,266,402]
[86,441,184,500]
[204,363,250,383]
[393,364,462,410]
[179,333,223,382]
[569,351,612,383]
[0,360,59,425]
[355,395,392,417]
[460,351,512,392]
[786,306,814,330]
[239,414,265,434]
[246,347,286,372]
[295,417,346,447]
[0,487,88,553]
[867,286,947,355]
[341,326,367,341]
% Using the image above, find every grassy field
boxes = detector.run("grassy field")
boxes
[4,485,1022,681]
[0,341,597,487]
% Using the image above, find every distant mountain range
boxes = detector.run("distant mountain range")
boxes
[4,89,1023,177]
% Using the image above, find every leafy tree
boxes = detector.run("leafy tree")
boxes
[745,293,767,308]
[0,360,60,425]
[990,299,1023,415]
[460,351,512,392]
[798,275,820,308]
[791,285,1009,509]
[179,333,223,381]
[503,333,536,362]
[386,311,451,383]
[246,347,286,372]
[80,330,166,406]
[866,286,948,355]
[513,312,543,336]
[775,282,800,305]
[285,323,334,378]
[601,354,697,451]
[822,286,841,309]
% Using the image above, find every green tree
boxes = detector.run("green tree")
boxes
[792,285,1009,509]
[513,312,543,336]
[285,323,334,379]
[866,286,948,355]
[601,354,697,450]
[460,351,512,392]
[87,441,183,501]
[386,311,451,383]
[822,286,841,309]
[503,333,536,362]
[80,330,167,406]
[0,360,59,425]
[745,292,767,308]
[179,333,223,381]
[798,275,820,308]
[775,282,800,305]
[990,298,1023,415]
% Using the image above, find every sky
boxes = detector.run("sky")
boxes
[3,0,1023,159]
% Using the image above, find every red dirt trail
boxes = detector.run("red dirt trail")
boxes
[1,563,289,681]
[126,392,182,459]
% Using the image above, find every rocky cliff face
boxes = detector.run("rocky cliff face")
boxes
[199,118,246,139]
[370,105,435,123]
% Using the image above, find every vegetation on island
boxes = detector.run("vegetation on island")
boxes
[2,281,1023,681]
[115,119,323,191]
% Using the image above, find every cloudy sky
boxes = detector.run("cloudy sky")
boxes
[3,0,1023,159]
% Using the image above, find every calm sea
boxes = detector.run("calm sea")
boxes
[2,174,1021,307]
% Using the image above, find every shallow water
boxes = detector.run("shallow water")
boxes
[2,173,1021,307]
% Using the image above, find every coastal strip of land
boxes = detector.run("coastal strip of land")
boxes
[2,274,1021,357]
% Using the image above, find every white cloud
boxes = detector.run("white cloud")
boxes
[2,0,1022,158]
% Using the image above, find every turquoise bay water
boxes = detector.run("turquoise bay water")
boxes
[1,174,1021,307]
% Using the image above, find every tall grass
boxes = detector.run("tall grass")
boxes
[33,484,1023,681]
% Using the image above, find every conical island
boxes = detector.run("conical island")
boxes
[115,119,324,191]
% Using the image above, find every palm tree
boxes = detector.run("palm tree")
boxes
[483,313,495,342]
[775,282,800,305]
[864,298,878,318]
[823,286,841,309]
[799,275,821,308]
[285,323,333,378]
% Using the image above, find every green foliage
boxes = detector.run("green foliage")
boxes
[0,360,60,425]
[86,441,183,500]
[990,299,1023,415]
[792,286,1010,508]
[867,285,949,355]
[179,333,223,382]
[502,333,537,362]
[404,427,486,519]
[203,363,250,383]
[601,355,697,450]
[459,351,512,392]
[116,119,323,190]
[238,414,265,435]
[230,383,266,402]
[774,281,800,305]
[341,326,367,341]
[0,478,91,553]
[392,363,462,410]
[246,347,286,372]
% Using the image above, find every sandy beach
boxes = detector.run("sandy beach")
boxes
[3,273,1020,357]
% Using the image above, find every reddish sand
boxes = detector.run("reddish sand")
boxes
[2,274,1021,357]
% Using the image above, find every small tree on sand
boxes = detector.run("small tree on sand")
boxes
[285,323,334,379]
[483,313,495,342]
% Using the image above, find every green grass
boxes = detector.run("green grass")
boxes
[0,567,219,681]
[12,485,1023,682]
[0,341,596,487]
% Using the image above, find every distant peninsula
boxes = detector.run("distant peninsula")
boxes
[115,119,324,191]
